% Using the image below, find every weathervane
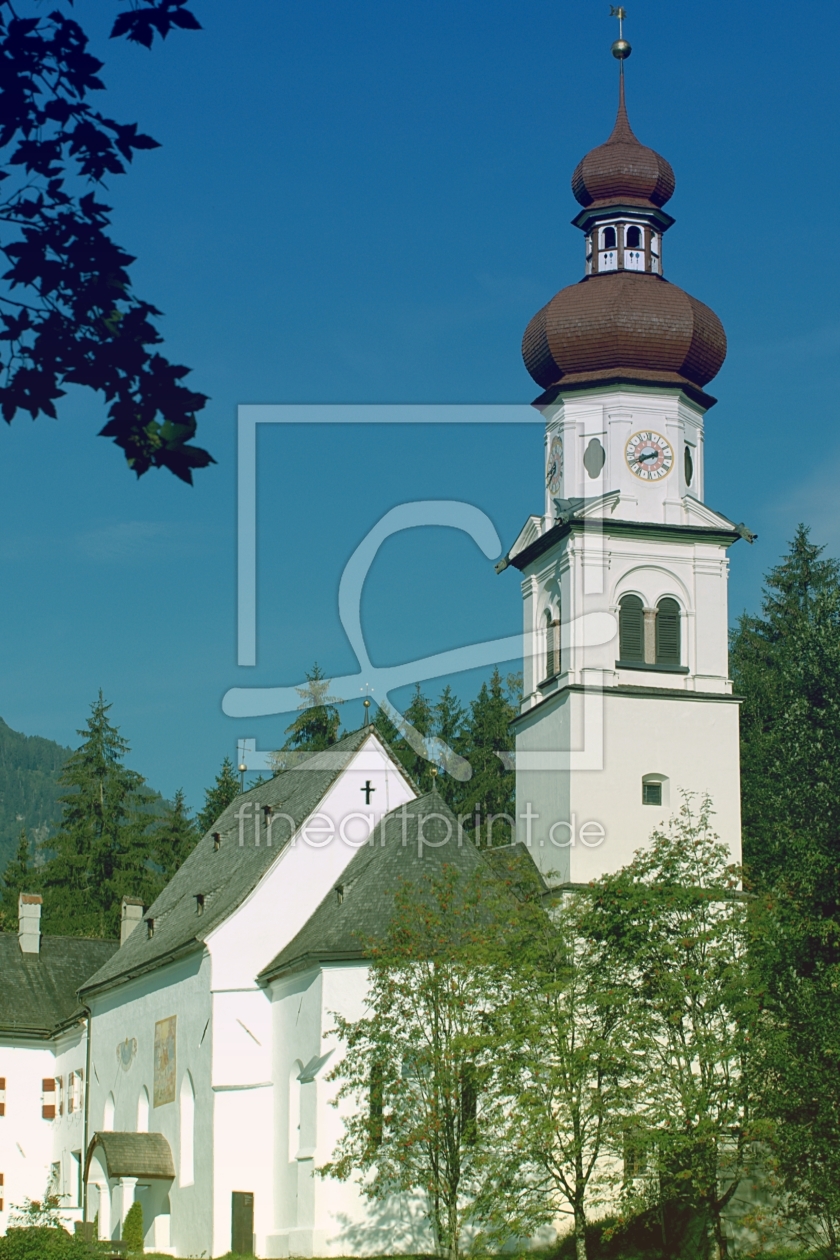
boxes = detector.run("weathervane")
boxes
[609,5,631,60]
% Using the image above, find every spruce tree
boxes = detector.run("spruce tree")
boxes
[282,663,343,751]
[151,790,198,881]
[0,830,36,930]
[731,528,840,1253]
[196,757,241,836]
[730,524,840,885]
[40,692,158,938]
[457,669,517,843]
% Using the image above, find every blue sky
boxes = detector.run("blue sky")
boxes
[0,0,837,812]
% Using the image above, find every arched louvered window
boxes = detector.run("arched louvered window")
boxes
[626,225,641,248]
[618,594,644,662]
[656,598,681,665]
[603,226,617,249]
[544,610,560,679]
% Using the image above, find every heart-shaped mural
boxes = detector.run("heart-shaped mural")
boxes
[117,1037,137,1071]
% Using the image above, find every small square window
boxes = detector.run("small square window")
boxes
[642,781,662,806]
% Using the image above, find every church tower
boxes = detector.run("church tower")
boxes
[501,32,746,886]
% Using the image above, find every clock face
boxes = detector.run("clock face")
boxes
[625,430,674,481]
[546,434,563,495]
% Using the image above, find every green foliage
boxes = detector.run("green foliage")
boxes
[0,716,70,881]
[196,756,241,836]
[589,796,754,1260]
[0,830,35,929]
[282,664,343,753]
[456,669,517,841]
[322,864,510,1260]
[480,882,634,1260]
[121,1199,144,1254]
[0,0,210,480]
[150,788,197,880]
[731,524,840,888]
[0,1199,102,1259]
[732,528,840,1258]
[372,672,518,836]
[39,691,163,937]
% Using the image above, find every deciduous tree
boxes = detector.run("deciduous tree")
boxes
[0,0,210,479]
[323,862,507,1260]
[590,796,754,1260]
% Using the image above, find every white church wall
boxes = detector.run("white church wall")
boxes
[265,963,434,1259]
[516,686,742,884]
[0,1038,58,1233]
[210,986,274,1256]
[85,950,212,1256]
[203,733,415,1257]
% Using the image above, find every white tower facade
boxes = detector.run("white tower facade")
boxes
[502,66,746,887]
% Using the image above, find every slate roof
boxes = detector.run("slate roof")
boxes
[79,728,409,998]
[259,792,542,982]
[0,933,118,1038]
[85,1131,174,1181]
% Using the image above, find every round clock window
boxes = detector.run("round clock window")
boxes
[625,430,673,480]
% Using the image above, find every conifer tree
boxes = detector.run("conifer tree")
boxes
[196,757,240,836]
[0,830,36,929]
[151,789,198,881]
[40,692,158,938]
[730,524,840,886]
[282,663,343,752]
[457,669,517,843]
[731,527,840,1255]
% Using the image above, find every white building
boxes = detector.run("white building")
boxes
[0,896,116,1234]
[77,728,423,1257]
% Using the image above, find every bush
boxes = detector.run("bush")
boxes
[122,1201,144,1254]
[0,1225,94,1260]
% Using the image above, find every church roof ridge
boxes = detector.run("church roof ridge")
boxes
[78,726,404,1000]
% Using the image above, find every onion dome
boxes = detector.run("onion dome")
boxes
[522,68,726,407]
[571,77,675,210]
[523,272,726,400]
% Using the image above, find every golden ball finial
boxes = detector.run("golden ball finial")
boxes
[611,38,631,59]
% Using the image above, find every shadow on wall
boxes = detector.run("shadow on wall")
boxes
[331,1194,434,1256]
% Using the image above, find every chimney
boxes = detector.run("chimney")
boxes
[18,894,42,955]
[120,897,145,946]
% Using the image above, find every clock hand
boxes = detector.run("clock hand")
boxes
[637,449,658,462]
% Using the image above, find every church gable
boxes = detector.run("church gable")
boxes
[79,727,416,999]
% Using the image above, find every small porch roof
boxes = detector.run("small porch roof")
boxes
[84,1131,175,1182]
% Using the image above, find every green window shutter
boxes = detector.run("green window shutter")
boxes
[619,595,644,661]
[656,598,681,665]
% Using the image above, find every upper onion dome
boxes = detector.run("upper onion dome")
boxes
[522,67,725,405]
[571,77,675,209]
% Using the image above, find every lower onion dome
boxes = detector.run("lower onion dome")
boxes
[522,272,726,400]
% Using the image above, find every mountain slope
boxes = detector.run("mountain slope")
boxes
[0,717,71,874]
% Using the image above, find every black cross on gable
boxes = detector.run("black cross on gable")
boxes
[361,780,375,804]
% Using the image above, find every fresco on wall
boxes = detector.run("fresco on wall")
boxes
[118,1037,137,1071]
[153,1016,176,1106]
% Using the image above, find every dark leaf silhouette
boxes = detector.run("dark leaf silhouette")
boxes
[0,1,210,479]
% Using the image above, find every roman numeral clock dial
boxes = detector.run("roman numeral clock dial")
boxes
[625,430,673,480]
